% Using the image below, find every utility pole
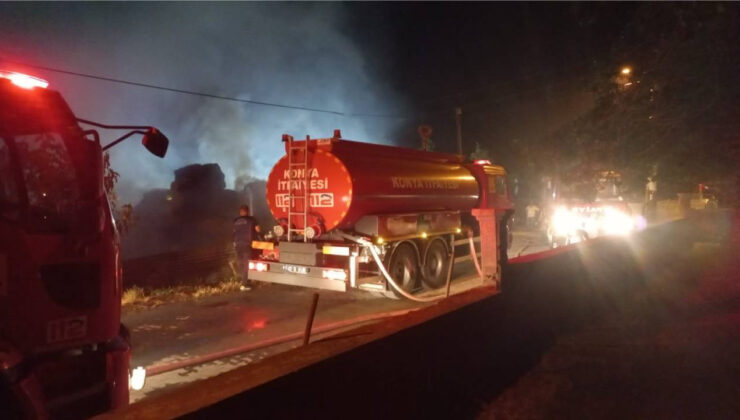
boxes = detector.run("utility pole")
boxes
[455,107,463,156]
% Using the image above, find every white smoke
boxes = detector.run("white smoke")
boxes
[0,3,405,203]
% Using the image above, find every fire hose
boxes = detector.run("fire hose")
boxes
[467,229,484,278]
[339,231,483,303]
[141,235,484,378]
[144,308,416,378]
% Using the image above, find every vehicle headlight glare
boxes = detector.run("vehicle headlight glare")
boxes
[552,207,577,235]
[603,208,634,235]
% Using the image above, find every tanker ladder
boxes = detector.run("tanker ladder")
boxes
[286,135,310,242]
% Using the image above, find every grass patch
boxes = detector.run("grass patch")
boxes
[122,286,146,306]
[121,277,246,310]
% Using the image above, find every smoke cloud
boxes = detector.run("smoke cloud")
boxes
[0,3,405,203]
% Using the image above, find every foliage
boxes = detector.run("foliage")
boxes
[552,3,740,197]
[103,152,134,234]
[121,277,244,309]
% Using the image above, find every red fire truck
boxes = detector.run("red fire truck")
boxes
[0,71,168,418]
[249,131,513,298]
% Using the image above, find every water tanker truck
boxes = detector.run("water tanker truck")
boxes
[249,131,513,298]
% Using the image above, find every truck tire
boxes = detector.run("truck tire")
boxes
[421,237,451,289]
[386,242,420,296]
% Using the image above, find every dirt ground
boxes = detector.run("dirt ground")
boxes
[480,235,740,419]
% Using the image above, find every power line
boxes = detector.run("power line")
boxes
[1,58,409,119]
[0,57,629,124]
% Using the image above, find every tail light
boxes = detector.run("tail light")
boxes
[249,261,269,272]
[322,269,347,281]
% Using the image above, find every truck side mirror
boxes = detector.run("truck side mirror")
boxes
[142,128,169,158]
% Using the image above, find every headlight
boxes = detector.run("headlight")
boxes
[603,207,634,235]
[634,215,647,230]
[552,207,578,235]
[130,366,147,391]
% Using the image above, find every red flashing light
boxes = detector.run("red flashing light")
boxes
[0,71,49,89]
[474,159,491,165]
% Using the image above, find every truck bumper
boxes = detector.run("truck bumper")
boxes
[248,261,347,292]
[0,328,131,418]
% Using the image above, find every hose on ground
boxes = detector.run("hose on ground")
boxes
[145,308,415,377]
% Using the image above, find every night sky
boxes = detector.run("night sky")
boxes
[0,2,674,202]
[348,3,637,149]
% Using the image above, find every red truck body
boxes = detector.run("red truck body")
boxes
[251,132,513,296]
[0,71,165,418]
[266,138,481,233]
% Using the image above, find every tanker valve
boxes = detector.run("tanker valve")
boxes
[305,225,323,239]
[273,224,285,237]
[273,218,289,237]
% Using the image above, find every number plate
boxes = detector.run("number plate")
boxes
[47,316,87,344]
[283,264,309,275]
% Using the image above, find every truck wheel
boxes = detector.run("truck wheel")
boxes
[421,238,450,289]
[387,242,419,296]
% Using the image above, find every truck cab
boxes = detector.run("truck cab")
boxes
[0,71,167,418]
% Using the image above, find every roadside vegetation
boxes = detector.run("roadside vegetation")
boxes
[121,276,246,310]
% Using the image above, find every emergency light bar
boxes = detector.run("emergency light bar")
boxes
[0,71,49,89]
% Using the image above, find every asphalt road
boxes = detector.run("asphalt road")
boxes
[124,229,551,402]
[481,215,740,418]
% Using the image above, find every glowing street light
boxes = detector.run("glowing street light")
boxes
[621,67,632,75]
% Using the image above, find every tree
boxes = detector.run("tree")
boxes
[103,152,134,234]
[553,3,740,197]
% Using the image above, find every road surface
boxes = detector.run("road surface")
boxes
[481,220,740,418]
[124,229,550,402]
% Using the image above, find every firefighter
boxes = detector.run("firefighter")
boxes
[234,205,260,287]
